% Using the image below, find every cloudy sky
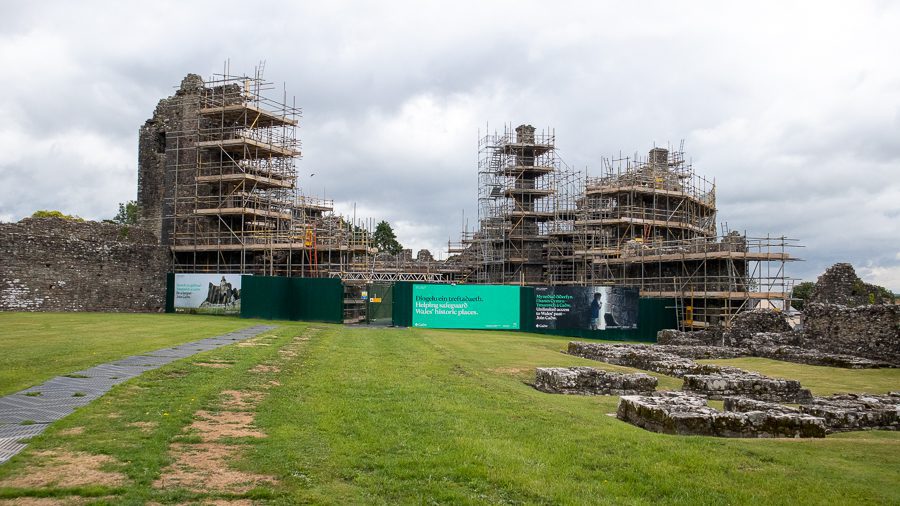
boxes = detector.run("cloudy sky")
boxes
[1,1,898,290]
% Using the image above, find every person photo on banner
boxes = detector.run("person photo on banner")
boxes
[590,292,603,330]
[604,294,620,328]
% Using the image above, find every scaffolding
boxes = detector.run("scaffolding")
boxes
[546,163,585,285]
[455,130,799,329]
[473,124,561,285]
[146,65,444,284]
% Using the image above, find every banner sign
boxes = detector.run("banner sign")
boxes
[174,273,243,315]
[412,284,520,329]
[535,286,639,330]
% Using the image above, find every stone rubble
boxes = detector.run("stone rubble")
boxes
[568,341,815,403]
[567,342,744,378]
[616,391,826,438]
[725,393,900,433]
[747,341,893,369]
[802,303,900,365]
[724,309,792,347]
[534,367,657,396]
[808,262,894,306]
[657,306,898,368]
[682,372,813,403]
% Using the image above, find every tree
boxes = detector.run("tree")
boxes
[113,201,140,225]
[790,281,816,311]
[372,220,403,255]
[31,210,83,221]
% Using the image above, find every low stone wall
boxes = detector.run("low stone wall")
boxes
[682,373,813,403]
[802,303,900,365]
[534,367,657,396]
[725,394,900,433]
[567,342,742,378]
[652,345,750,360]
[0,218,168,312]
[616,392,826,438]
[657,328,723,346]
[725,309,793,346]
[802,393,900,432]
[656,308,898,368]
[569,341,816,402]
[748,343,892,369]
[656,338,885,367]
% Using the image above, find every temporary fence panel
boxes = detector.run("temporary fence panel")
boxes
[240,276,293,320]
[367,282,394,325]
[525,295,677,342]
[165,273,175,313]
[392,281,415,327]
[291,277,343,323]
[240,276,342,323]
[411,283,520,330]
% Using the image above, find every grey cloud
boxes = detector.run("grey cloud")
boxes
[1,0,899,290]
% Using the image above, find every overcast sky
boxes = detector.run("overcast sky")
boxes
[1,1,898,290]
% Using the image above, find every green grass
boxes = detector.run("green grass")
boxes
[0,312,261,396]
[697,357,900,396]
[0,315,898,504]
[251,327,900,504]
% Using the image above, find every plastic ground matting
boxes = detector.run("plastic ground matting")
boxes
[0,324,276,464]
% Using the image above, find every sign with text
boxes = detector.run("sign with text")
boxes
[535,286,639,330]
[174,273,243,315]
[412,284,520,329]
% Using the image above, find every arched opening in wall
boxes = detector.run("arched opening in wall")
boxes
[156,132,166,154]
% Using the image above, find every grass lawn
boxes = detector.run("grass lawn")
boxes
[0,315,898,504]
[0,312,261,396]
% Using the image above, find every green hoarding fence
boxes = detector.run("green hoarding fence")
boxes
[411,283,521,329]
[166,274,676,342]
[390,283,675,342]
[528,297,677,342]
[165,273,175,313]
[519,286,536,331]
[367,282,394,325]
[392,281,415,327]
[240,276,343,323]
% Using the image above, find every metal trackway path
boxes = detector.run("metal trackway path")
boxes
[0,324,277,464]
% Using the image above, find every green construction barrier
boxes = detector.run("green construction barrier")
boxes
[367,282,394,325]
[392,281,414,327]
[165,273,175,313]
[290,277,343,323]
[392,282,675,342]
[411,283,521,329]
[193,274,676,342]
[240,276,342,323]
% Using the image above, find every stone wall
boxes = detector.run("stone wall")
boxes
[725,394,900,433]
[725,309,792,346]
[616,392,826,438]
[534,367,657,395]
[802,303,900,364]
[808,262,893,306]
[137,73,206,244]
[0,218,169,312]
[657,305,899,368]
[682,373,812,403]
